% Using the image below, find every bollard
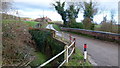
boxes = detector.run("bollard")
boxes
[84,44,87,63]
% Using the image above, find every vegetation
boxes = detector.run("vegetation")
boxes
[24,21,39,27]
[29,29,65,66]
[48,22,54,24]
[67,49,91,66]
[2,14,65,67]
[94,13,118,33]
[53,1,80,27]
[53,1,67,26]
[81,1,98,30]
[48,21,63,25]
[68,22,84,29]
[30,52,47,67]
[1,1,13,13]
[2,0,118,67]
[66,4,80,27]
[64,31,94,39]
[40,22,48,28]
[53,24,61,31]
[53,1,118,33]
[2,20,36,66]
[52,1,99,30]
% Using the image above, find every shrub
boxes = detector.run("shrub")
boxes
[29,29,65,66]
[69,23,84,29]
[95,21,118,33]
[48,22,54,24]
[53,24,61,31]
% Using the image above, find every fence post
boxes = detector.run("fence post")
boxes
[69,34,72,43]
[53,31,55,37]
[84,44,87,63]
[73,38,76,53]
[54,32,56,38]
[64,45,68,65]
[62,32,64,40]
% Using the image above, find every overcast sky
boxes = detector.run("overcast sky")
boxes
[7,0,119,24]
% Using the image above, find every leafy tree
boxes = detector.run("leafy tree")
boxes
[53,1,80,27]
[53,1,67,26]
[81,0,98,30]
[66,4,80,27]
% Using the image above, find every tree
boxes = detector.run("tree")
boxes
[1,1,13,13]
[53,1,67,26]
[53,1,80,27]
[81,0,98,30]
[66,4,80,27]
[100,15,108,31]
[110,10,115,23]
[99,13,118,33]
[1,1,14,20]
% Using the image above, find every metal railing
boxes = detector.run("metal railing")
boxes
[37,37,76,68]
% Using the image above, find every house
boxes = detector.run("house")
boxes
[22,17,33,21]
[34,16,52,22]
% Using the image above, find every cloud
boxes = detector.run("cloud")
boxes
[8,0,118,23]
[13,1,54,11]
[13,9,62,21]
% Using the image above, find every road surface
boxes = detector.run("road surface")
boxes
[46,24,118,66]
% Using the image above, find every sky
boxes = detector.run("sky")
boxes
[5,0,119,24]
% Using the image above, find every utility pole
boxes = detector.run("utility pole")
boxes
[43,9,44,18]
[43,9,45,22]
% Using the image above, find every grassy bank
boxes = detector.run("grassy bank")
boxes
[2,20,37,66]
[53,24,61,31]
[29,29,65,66]
[29,52,48,67]
[24,21,39,27]
[64,31,94,39]
[67,48,91,66]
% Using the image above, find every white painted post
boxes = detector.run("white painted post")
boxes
[73,38,76,53]
[66,45,68,63]
[65,45,68,65]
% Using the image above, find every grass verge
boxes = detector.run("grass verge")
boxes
[24,21,39,27]
[30,52,47,67]
[64,31,94,39]
[53,24,61,31]
[67,48,91,66]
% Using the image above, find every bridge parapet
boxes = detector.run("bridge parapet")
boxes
[61,27,120,43]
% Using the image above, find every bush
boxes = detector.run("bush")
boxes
[69,23,84,29]
[29,29,65,66]
[53,24,61,31]
[48,22,54,24]
[95,21,118,33]
[82,18,93,30]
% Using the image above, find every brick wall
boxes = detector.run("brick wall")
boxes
[61,27,120,43]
